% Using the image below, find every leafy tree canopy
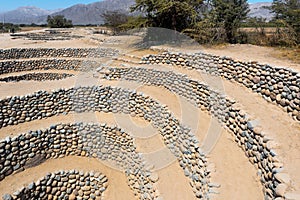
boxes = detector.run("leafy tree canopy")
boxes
[272,0,300,43]
[47,15,73,28]
[131,0,204,32]
[210,0,250,43]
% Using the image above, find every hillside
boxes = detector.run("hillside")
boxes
[51,0,135,25]
[0,6,59,24]
[249,2,273,21]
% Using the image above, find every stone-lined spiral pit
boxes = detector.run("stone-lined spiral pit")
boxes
[0,122,159,199]
[0,86,214,199]
[0,73,75,82]
[0,48,119,60]
[1,39,296,199]
[2,170,108,200]
[141,52,300,121]
[101,66,291,199]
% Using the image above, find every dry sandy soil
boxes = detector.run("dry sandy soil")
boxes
[0,28,299,200]
[203,44,300,72]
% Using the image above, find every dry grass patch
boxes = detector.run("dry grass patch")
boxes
[274,47,300,64]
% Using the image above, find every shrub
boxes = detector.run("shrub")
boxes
[47,15,73,28]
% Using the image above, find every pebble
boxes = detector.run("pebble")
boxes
[2,194,12,200]
[149,173,159,182]
[275,183,288,197]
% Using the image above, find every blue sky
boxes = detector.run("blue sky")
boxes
[0,0,98,12]
[0,0,272,12]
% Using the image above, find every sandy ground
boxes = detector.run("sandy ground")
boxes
[0,28,299,199]
[203,44,300,72]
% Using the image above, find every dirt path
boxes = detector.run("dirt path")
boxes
[0,77,76,98]
[223,81,300,192]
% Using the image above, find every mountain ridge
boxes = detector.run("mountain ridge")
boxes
[0,1,274,25]
[0,6,61,24]
[249,2,273,21]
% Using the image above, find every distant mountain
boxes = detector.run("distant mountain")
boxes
[50,0,135,25]
[0,6,60,24]
[0,1,274,25]
[248,2,274,21]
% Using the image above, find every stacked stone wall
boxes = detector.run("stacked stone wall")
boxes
[141,52,300,121]
[0,86,212,199]
[0,48,119,60]
[102,67,289,199]
[0,73,74,82]
[0,60,84,75]
[0,123,158,199]
[2,170,108,200]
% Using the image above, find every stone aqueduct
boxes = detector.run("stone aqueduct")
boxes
[0,47,299,200]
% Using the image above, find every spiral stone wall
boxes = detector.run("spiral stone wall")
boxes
[2,170,108,200]
[0,86,212,199]
[0,60,83,75]
[0,73,74,82]
[0,123,158,199]
[11,32,83,41]
[141,52,300,121]
[0,48,119,60]
[101,66,289,199]
[0,45,297,199]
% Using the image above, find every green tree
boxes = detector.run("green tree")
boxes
[118,16,148,31]
[131,0,204,32]
[47,15,73,28]
[272,0,300,44]
[102,11,129,34]
[0,23,20,33]
[210,0,250,43]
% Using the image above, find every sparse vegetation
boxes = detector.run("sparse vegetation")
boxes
[271,0,300,45]
[131,0,203,32]
[0,23,20,33]
[276,47,300,63]
[130,0,250,44]
[102,10,147,34]
[102,11,129,34]
[127,0,300,48]
[209,0,250,43]
[47,15,73,28]
[182,0,249,45]
[2,0,299,48]
[118,16,148,31]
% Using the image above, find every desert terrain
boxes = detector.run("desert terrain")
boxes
[0,27,299,200]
